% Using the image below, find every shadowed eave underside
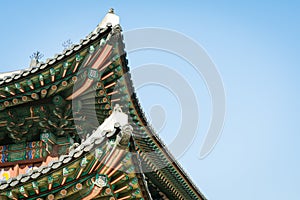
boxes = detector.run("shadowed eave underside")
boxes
[0,9,206,200]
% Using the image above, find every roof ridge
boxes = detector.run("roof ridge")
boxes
[0,8,120,86]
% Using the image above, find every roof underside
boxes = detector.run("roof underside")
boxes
[0,15,206,200]
[0,113,151,199]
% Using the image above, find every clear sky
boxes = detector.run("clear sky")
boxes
[0,1,300,199]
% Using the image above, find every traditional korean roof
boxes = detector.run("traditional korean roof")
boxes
[0,105,151,199]
[0,9,206,200]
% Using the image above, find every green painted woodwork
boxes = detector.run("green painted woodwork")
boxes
[0,130,147,199]
[0,141,47,163]
[89,45,95,54]
[75,54,83,62]
[0,21,205,199]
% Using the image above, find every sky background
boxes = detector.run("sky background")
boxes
[0,1,300,199]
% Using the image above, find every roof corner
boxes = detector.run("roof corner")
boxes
[93,8,120,34]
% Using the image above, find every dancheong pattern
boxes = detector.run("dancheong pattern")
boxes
[0,9,206,200]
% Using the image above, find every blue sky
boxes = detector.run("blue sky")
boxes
[1,1,300,199]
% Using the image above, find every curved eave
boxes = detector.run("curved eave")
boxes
[115,32,206,199]
[0,26,114,110]
[0,27,110,87]
[0,135,107,198]
[0,123,147,200]
[0,16,206,199]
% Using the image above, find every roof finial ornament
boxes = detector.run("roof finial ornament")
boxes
[108,8,114,14]
[93,8,120,34]
[30,51,44,67]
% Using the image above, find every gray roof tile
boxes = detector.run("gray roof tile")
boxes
[20,175,30,183]
[10,180,19,187]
